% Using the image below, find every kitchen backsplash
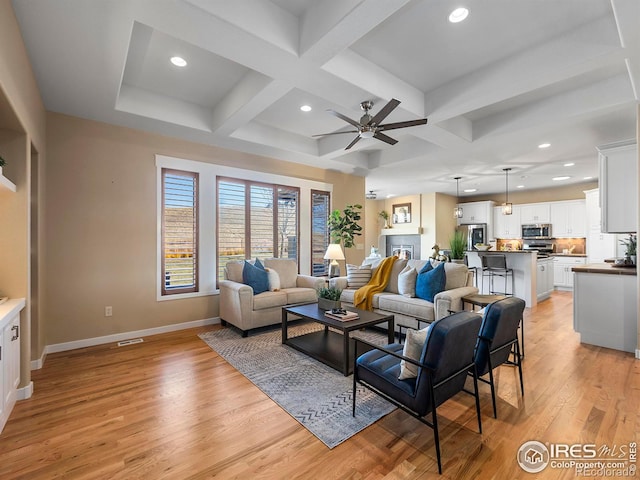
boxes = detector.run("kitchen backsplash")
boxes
[495,237,586,254]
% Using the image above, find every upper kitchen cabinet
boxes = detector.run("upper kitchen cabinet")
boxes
[598,140,638,233]
[493,205,522,239]
[520,203,550,224]
[550,200,586,238]
[456,201,495,225]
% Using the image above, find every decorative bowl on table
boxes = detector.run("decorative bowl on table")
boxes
[475,244,491,251]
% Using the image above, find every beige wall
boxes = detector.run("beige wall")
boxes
[44,113,364,347]
[462,181,598,204]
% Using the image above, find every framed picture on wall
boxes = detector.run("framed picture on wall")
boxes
[392,203,411,224]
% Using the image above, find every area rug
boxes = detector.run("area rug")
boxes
[198,323,396,448]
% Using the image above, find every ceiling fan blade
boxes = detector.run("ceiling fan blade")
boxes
[373,132,398,146]
[327,109,361,128]
[369,98,400,126]
[345,135,362,150]
[378,118,428,131]
[312,130,359,137]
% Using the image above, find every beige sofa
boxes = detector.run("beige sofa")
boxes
[329,258,478,329]
[219,258,324,336]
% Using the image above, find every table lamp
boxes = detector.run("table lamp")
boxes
[324,244,345,278]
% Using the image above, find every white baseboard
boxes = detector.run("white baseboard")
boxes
[34,317,220,368]
[18,381,33,400]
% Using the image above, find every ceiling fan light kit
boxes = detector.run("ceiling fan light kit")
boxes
[313,98,428,150]
[365,190,377,200]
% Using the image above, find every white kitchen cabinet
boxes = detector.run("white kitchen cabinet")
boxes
[585,189,621,262]
[550,200,586,238]
[553,256,586,288]
[536,257,554,302]
[456,201,495,225]
[0,300,24,434]
[492,205,521,239]
[520,203,551,224]
[598,140,637,233]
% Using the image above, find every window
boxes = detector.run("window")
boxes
[311,190,331,276]
[217,177,299,284]
[161,169,198,295]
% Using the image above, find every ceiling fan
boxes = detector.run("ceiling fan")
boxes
[312,98,428,150]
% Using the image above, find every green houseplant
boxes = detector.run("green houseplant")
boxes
[317,286,343,310]
[0,155,5,175]
[449,230,467,261]
[328,204,362,248]
[378,210,390,229]
[619,233,637,265]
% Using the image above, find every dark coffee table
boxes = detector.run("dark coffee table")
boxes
[282,303,395,376]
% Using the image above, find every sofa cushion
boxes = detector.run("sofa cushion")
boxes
[385,258,408,294]
[253,290,288,310]
[225,260,245,283]
[377,294,436,321]
[416,262,446,302]
[398,265,417,297]
[265,268,280,291]
[399,323,434,380]
[347,264,372,288]
[443,262,469,289]
[283,287,318,305]
[263,258,298,289]
[243,261,269,294]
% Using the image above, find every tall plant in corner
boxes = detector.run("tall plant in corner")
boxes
[328,204,363,248]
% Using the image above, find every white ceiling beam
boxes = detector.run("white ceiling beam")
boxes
[425,16,624,122]
[611,0,640,100]
[231,122,318,156]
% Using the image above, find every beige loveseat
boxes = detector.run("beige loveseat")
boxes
[219,258,324,336]
[329,258,478,329]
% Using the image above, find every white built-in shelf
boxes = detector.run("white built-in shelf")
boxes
[0,173,16,192]
[381,227,423,235]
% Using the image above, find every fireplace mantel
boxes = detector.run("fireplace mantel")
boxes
[381,227,423,235]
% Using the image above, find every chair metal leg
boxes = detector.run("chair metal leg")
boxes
[352,347,358,417]
[515,335,524,396]
[472,365,482,434]
[487,354,498,418]
[431,401,442,474]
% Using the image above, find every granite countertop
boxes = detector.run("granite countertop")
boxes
[572,263,637,275]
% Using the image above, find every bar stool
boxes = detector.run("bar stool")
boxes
[463,253,478,288]
[481,254,514,296]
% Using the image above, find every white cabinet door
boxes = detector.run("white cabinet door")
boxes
[457,201,491,225]
[0,327,4,425]
[493,205,521,239]
[2,315,19,410]
[553,257,586,288]
[598,141,638,233]
[521,203,551,224]
[550,200,586,237]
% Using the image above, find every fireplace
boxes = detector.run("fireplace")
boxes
[382,235,421,259]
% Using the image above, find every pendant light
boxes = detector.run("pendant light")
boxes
[502,167,513,215]
[453,176,463,218]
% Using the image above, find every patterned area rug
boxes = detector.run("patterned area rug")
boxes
[198,323,396,448]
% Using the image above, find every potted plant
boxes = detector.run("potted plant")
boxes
[317,286,343,310]
[449,230,467,263]
[378,210,390,229]
[328,204,362,248]
[0,155,5,176]
[619,233,637,265]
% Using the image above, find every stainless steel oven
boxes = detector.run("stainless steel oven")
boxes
[521,224,552,240]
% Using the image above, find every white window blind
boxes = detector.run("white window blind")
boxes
[311,190,330,275]
[162,169,198,295]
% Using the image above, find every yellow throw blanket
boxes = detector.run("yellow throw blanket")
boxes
[353,256,398,311]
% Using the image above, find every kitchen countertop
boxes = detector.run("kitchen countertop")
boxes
[551,253,587,257]
[572,263,637,275]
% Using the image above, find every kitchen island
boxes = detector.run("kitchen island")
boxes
[573,263,638,354]
[465,250,537,307]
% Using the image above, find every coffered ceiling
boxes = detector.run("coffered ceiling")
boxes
[11,0,640,199]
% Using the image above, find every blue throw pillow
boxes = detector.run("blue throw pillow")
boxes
[254,258,265,270]
[243,260,269,294]
[415,262,446,302]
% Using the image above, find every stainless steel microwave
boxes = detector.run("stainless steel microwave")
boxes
[521,224,552,239]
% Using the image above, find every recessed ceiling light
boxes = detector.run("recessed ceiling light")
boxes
[516,185,525,189]
[386,194,395,198]
[583,176,593,180]
[170,56,187,67]
[552,176,570,181]
[463,188,477,193]
[448,7,469,23]
[300,105,312,112]
[538,143,551,149]
[564,162,575,167]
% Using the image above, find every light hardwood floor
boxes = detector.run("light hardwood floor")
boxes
[0,291,638,479]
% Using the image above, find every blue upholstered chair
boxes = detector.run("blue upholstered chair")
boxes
[473,296,526,418]
[352,311,483,474]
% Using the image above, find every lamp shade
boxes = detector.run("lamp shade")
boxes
[324,243,345,261]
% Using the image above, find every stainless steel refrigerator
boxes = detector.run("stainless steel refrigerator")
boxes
[457,224,488,250]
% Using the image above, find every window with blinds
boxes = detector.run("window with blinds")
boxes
[311,190,331,276]
[217,177,299,284]
[162,169,198,295]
